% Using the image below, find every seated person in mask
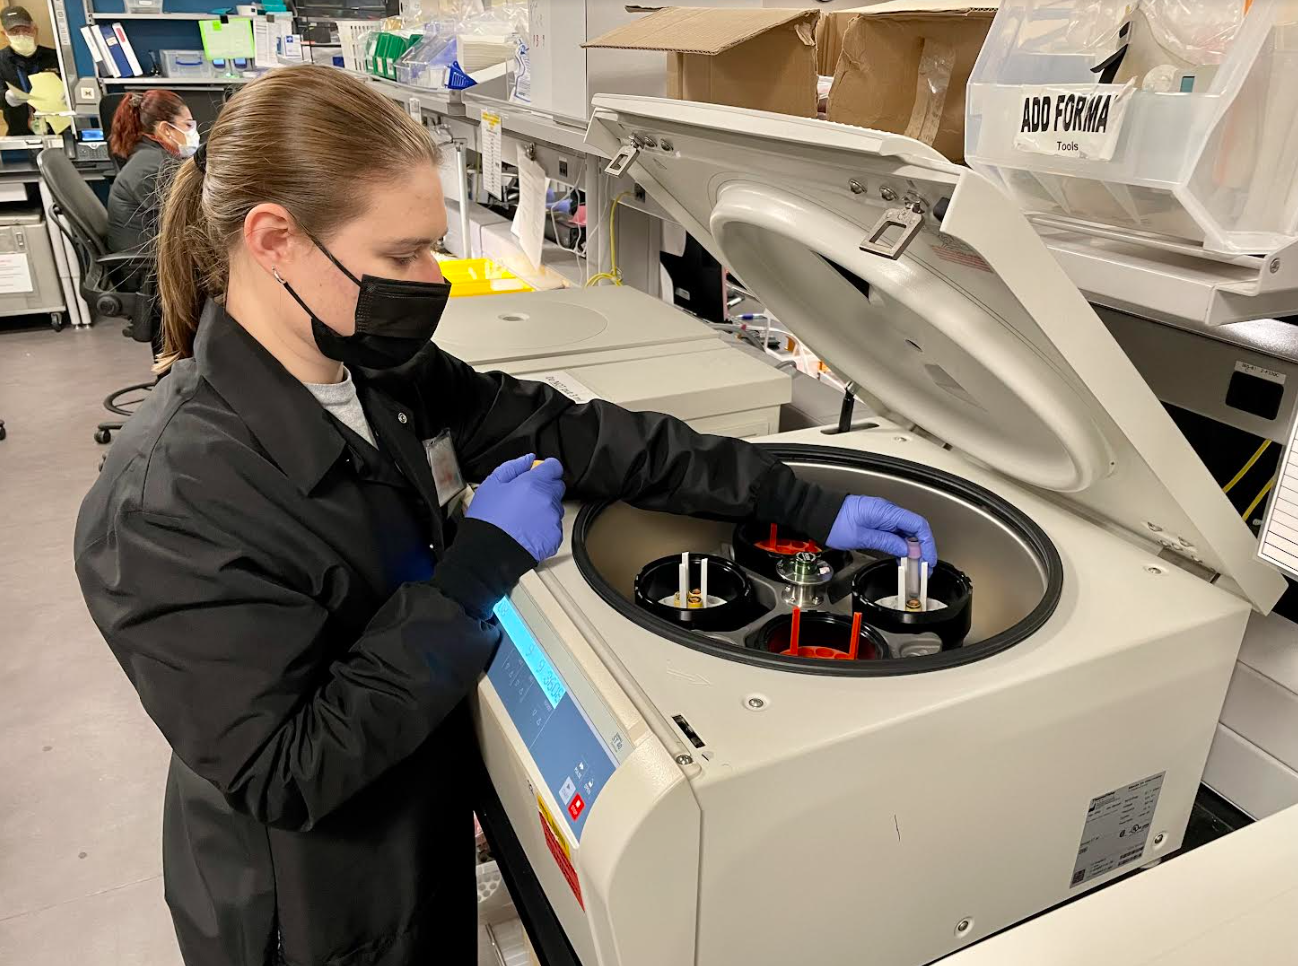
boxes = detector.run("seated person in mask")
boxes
[107,89,197,255]
[0,6,59,137]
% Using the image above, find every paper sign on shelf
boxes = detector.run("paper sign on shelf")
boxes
[0,253,34,294]
[511,154,548,271]
[1257,410,1298,575]
[1012,82,1133,161]
[200,18,255,61]
[252,18,276,68]
[528,0,546,50]
[481,112,503,198]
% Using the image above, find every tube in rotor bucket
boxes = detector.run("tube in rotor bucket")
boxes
[902,537,927,613]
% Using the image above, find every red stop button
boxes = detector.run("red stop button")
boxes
[568,795,585,821]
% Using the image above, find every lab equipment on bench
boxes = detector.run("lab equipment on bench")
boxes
[471,95,1285,966]
[434,285,789,439]
[941,802,1298,965]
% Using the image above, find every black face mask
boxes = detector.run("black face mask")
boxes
[274,237,451,370]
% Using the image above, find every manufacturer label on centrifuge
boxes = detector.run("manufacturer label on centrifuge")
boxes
[1235,361,1286,385]
[1070,772,1164,888]
[525,370,600,405]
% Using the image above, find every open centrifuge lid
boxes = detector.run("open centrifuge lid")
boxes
[586,95,1284,611]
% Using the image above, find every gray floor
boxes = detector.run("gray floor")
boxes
[0,318,182,965]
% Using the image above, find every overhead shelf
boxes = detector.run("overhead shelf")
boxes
[101,76,253,86]
[338,69,466,118]
[91,12,220,19]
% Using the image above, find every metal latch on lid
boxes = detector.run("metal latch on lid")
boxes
[604,142,640,177]
[860,203,925,259]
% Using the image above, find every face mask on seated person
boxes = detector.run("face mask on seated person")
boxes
[273,234,451,370]
[169,122,200,158]
[9,36,36,57]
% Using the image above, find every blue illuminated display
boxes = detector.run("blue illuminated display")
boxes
[493,597,567,709]
[487,596,618,840]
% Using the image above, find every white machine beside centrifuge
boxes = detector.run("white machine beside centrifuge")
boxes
[470,93,1286,966]
[941,802,1298,965]
[435,285,789,440]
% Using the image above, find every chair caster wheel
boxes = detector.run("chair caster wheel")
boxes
[94,428,112,444]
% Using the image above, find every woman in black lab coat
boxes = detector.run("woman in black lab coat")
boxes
[74,65,937,966]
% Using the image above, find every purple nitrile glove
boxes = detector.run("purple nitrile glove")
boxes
[825,496,938,566]
[466,454,566,562]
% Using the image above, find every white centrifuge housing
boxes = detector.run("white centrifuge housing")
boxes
[473,96,1285,966]
[436,285,789,439]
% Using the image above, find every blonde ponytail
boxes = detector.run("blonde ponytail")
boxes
[151,64,440,374]
[155,157,210,372]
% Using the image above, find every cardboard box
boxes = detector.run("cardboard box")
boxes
[816,11,857,77]
[826,1,997,163]
[584,7,820,119]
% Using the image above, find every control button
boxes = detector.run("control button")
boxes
[568,795,585,821]
[559,777,576,805]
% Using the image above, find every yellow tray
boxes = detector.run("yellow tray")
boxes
[439,257,534,297]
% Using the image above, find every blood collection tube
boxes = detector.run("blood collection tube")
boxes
[904,537,924,612]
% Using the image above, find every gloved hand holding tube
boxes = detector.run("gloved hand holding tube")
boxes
[825,495,938,566]
[465,453,566,562]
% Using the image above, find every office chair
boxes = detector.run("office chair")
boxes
[37,147,159,445]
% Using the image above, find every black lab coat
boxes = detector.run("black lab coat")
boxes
[75,301,843,965]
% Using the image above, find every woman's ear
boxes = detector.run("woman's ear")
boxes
[242,203,300,277]
[155,122,178,152]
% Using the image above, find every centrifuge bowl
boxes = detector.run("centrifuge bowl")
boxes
[573,445,1063,676]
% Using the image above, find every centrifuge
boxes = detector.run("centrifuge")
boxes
[435,285,789,439]
[472,96,1286,966]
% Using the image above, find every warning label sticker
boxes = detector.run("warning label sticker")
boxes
[538,797,583,909]
[929,234,993,273]
[1071,772,1164,888]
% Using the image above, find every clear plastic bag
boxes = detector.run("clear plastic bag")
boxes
[1012,0,1132,55]
[1141,0,1246,66]
[1010,0,1245,63]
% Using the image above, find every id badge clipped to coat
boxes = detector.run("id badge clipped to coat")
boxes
[423,431,466,509]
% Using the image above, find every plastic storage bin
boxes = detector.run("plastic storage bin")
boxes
[966,0,1298,255]
[124,0,164,13]
[333,19,380,73]
[160,50,211,79]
